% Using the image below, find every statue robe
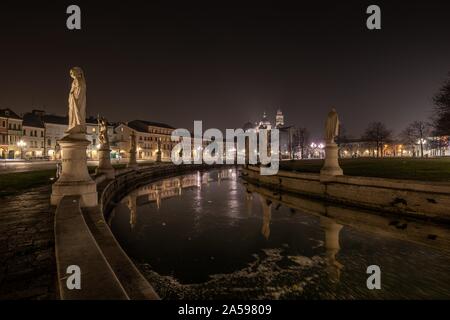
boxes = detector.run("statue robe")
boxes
[67,78,86,133]
[325,110,339,143]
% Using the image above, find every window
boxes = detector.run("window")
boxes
[41,131,44,137]
[93,139,96,146]
[23,129,26,135]
[1,121,5,127]
[48,139,51,146]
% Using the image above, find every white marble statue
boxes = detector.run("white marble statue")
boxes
[325,108,339,143]
[67,67,87,134]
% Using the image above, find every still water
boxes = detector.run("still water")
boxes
[109,168,450,299]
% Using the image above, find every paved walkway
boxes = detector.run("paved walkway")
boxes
[0,185,56,299]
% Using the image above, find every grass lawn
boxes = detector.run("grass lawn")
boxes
[0,162,157,198]
[279,157,450,182]
[0,170,57,197]
[0,166,102,197]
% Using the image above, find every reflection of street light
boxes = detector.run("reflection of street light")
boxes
[310,142,317,148]
[318,143,324,149]
[17,140,26,159]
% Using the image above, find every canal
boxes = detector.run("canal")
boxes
[108,168,450,299]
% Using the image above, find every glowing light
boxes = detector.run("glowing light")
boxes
[17,140,26,148]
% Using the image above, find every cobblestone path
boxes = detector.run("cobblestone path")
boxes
[0,186,56,299]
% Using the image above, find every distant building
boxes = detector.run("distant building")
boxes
[256,112,272,130]
[112,120,176,161]
[242,109,295,160]
[22,111,45,158]
[0,108,23,159]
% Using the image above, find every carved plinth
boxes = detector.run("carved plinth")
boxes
[320,142,343,180]
[51,134,98,207]
[127,149,138,169]
[96,146,115,179]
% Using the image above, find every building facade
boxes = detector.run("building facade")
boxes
[112,120,176,161]
[0,108,23,159]
[22,112,45,158]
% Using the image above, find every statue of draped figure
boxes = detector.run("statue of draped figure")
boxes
[67,67,87,134]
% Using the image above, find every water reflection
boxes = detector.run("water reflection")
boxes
[109,168,450,299]
[320,216,343,283]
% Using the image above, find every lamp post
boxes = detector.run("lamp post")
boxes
[417,138,426,158]
[310,142,317,158]
[318,143,325,159]
[17,140,26,160]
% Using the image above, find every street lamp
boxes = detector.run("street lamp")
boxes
[310,142,317,158]
[417,138,427,158]
[17,140,26,159]
[417,138,427,145]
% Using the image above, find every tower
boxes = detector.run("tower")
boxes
[276,109,284,128]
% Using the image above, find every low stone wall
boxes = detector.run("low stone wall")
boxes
[54,163,223,300]
[54,195,129,299]
[242,165,450,223]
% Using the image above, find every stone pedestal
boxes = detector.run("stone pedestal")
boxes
[51,134,98,207]
[127,149,138,169]
[320,142,343,179]
[96,146,115,179]
[156,150,162,163]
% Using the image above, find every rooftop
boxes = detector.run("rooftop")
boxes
[0,108,21,120]
[22,112,45,128]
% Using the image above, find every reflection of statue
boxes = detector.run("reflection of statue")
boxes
[259,195,272,239]
[67,67,87,134]
[98,117,109,146]
[127,191,138,229]
[320,216,343,283]
[325,108,339,143]
[245,190,253,216]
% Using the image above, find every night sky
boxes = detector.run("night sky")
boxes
[1,0,449,139]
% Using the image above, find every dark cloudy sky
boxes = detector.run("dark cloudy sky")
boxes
[0,0,449,139]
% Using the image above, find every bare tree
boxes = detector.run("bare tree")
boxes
[399,126,416,157]
[335,125,349,158]
[293,127,309,159]
[432,72,450,135]
[401,121,430,157]
[362,122,392,158]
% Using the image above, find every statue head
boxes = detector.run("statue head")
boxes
[70,67,84,81]
[331,107,336,113]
